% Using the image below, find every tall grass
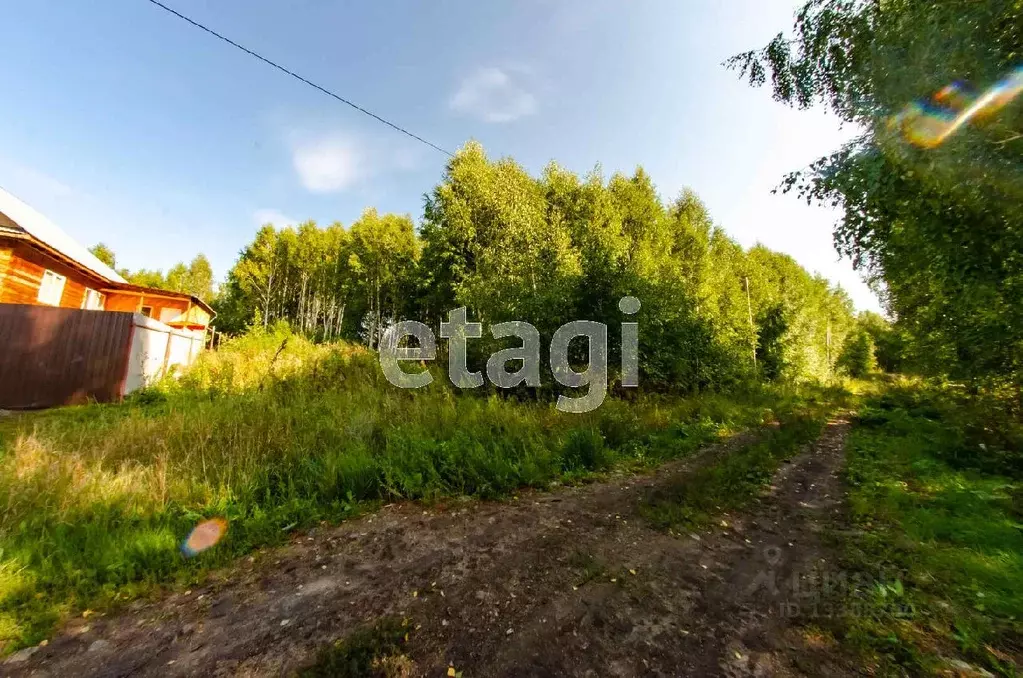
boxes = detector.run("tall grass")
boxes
[0,326,823,651]
[839,383,1023,675]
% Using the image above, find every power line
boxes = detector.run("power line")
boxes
[144,0,453,157]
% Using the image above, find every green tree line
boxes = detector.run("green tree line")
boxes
[729,0,1023,392]
[214,142,865,391]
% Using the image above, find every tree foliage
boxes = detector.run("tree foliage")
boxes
[858,310,908,373]
[838,327,875,378]
[216,221,354,340]
[88,243,116,269]
[122,255,215,300]
[215,141,858,390]
[728,0,1023,388]
[90,245,215,301]
[165,255,215,300]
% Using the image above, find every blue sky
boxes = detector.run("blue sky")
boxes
[0,0,879,311]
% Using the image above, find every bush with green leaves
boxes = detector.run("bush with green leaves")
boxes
[838,330,876,378]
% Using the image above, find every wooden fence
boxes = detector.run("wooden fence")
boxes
[0,305,136,408]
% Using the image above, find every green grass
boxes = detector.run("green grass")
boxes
[640,402,836,531]
[0,326,836,653]
[300,617,414,678]
[568,550,609,587]
[835,382,1023,675]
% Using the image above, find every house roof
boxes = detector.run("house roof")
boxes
[0,186,128,284]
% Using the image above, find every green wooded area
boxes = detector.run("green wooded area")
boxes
[102,0,1023,398]
[81,0,1023,402]
[88,242,215,301]
[87,0,1023,399]
[209,142,869,390]
[728,0,1023,392]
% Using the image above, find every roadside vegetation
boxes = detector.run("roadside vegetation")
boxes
[729,3,1023,674]
[0,132,886,655]
[830,382,1023,675]
[1,135,880,653]
[2,1,1019,667]
[641,400,835,532]
[208,140,867,390]
[0,325,847,652]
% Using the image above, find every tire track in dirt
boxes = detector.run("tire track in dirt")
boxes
[436,417,858,677]
[681,417,859,678]
[5,420,856,677]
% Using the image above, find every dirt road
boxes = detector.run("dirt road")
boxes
[6,420,855,677]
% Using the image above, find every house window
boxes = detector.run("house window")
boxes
[37,270,66,306]
[81,288,106,310]
[140,306,153,318]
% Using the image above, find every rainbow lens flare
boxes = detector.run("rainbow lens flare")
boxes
[933,81,975,110]
[892,66,1023,148]
[181,517,228,557]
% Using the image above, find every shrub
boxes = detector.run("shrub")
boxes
[839,331,876,378]
[560,428,614,472]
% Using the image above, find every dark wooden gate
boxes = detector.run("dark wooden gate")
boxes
[0,305,135,408]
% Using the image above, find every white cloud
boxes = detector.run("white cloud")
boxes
[253,208,298,228]
[13,166,76,198]
[291,134,362,193]
[450,67,538,123]
[0,163,80,203]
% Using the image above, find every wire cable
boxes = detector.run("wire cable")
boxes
[144,0,453,157]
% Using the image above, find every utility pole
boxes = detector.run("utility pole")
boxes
[744,276,756,368]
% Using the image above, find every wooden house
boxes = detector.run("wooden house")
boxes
[0,188,212,329]
[0,187,214,408]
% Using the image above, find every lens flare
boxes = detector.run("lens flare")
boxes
[181,517,228,557]
[893,101,956,148]
[933,81,974,111]
[892,66,1023,148]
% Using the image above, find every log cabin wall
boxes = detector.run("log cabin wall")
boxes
[0,245,12,297]
[0,238,108,308]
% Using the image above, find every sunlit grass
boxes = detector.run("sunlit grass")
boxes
[840,385,1023,675]
[0,326,826,653]
[640,406,834,530]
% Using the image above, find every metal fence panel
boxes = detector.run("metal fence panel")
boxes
[0,305,135,408]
